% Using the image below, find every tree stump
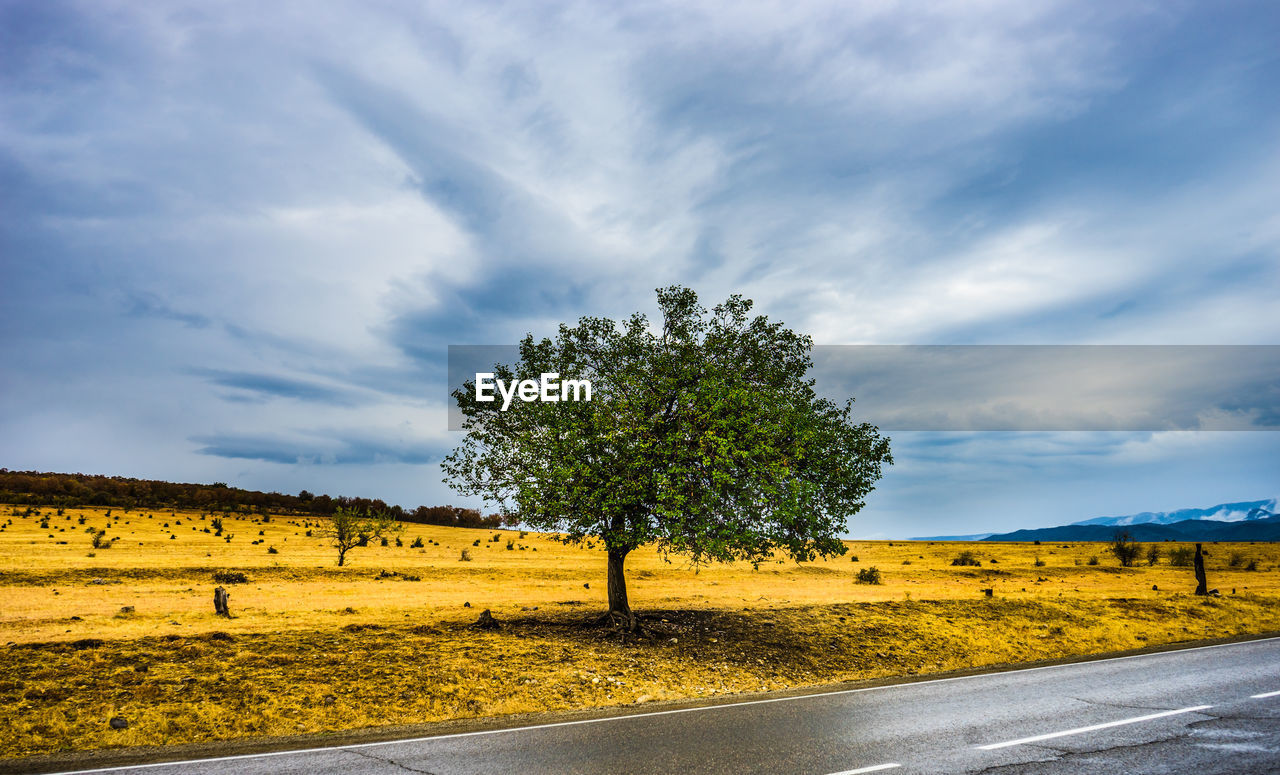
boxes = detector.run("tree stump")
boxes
[214,586,230,617]
[1193,543,1208,596]
[474,609,500,630]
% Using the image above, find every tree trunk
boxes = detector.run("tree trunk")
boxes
[607,547,634,629]
[1194,543,1208,595]
[337,546,347,567]
[213,586,230,617]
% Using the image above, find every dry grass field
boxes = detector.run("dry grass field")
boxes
[2,504,1279,760]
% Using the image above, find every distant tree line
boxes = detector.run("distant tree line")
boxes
[0,469,505,529]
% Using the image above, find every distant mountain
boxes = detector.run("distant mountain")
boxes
[984,515,1280,543]
[909,532,994,541]
[1070,498,1277,527]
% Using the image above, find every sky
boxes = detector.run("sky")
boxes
[2,0,1278,538]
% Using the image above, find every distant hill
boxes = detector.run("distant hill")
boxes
[1069,498,1277,528]
[984,515,1280,543]
[909,532,993,541]
[912,497,1280,543]
[0,468,505,529]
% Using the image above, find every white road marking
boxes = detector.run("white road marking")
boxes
[39,636,1279,775]
[1251,689,1280,699]
[977,705,1214,751]
[827,764,901,774]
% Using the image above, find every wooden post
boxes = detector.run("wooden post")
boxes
[214,586,230,616]
[1193,543,1208,596]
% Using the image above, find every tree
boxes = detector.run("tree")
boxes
[319,506,400,566]
[1110,529,1142,567]
[1146,544,1161,566]
[443,286,892,630]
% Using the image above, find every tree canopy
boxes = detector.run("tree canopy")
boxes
[443,286,892,629]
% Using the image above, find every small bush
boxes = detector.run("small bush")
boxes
[410,536,425,548]
[849,555,859,562]
[460,549,473,562]
[1168,546,1194,566]
[1229,552,1245,568]
[1033,556,1045,567]
[212,571,249,584]
[473,539,481,547]
[1146,545,1161,566]
[951,551,981,567]
[1087,556,1099,566]
[89,529,115,550]
[506,540,515,550]
[1245,559,1259,571]
[1110,531,1142,567]
[267,546,278,554]
[395,536,403,547]
[856,566,882,584]
[380,536,389,547]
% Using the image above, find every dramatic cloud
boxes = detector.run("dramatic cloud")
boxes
[2,1,1277,533]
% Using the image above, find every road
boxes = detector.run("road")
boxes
[42,636,1280,775]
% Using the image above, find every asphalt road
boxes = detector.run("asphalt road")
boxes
[45,636,1280,775]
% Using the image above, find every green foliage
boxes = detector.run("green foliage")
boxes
[1168,546,1194,566]
[951,550,981,567]
[855,566,882,584]
[410,536,425,548]
[443,286,891,571]
[1087,555,1100,565]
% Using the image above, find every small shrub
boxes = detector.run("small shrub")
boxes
[519,531,528,539]
[1229,552,1245,568]
[89,529,115,550]
[212,571,249,584]
[849,555,859,562]
[1110,531,1142,567]
[492,534,501,543]
[855,566,882,584]
[951,551,981,567]
[395,536,403,547]
[473,539,481,547]
[380,536,389,547]
[1168,546,1194,566]
[267,546,278,554]
[1146,545,1161,566]
[1245,559,1259,571]
[1033,556,1045,567]
[410,536,425,548]
[460,549,473,562]
[506,540,515,550]
[1087,556,1099,565]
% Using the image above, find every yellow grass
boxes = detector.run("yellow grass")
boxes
[2,504,1278,759]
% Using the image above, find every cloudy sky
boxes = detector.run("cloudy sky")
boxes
[2,0,1277,537]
